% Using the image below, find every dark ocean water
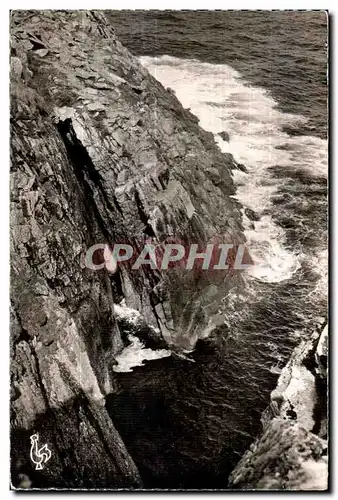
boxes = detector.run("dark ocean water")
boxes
[105,11,328,488]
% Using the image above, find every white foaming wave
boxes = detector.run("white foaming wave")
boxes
[140,55,327,284]
[244,214,301,282]
[306,248,328,300]
[113,334,171,373]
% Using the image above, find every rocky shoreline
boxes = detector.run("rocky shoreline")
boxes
[10,10,327,490]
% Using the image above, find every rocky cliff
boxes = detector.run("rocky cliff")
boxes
[10,10,247,489]
[228,323,328,490]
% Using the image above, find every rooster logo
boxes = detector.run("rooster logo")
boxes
[30,433,52,470]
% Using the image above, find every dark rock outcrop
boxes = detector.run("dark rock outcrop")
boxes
[244,207,260,222]
[235,163,247,173]
[228,323,328,491]
[10,10,247,488]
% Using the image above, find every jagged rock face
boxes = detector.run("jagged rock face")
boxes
[229,419,327,490]
[228,323,328,491]
[10,10,246,488]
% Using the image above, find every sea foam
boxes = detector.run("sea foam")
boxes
[140,55,327,285]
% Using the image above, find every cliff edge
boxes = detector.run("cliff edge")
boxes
[10,10,246,488]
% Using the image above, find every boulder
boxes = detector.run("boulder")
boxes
[229,323,328,491]
[218,130,230,142]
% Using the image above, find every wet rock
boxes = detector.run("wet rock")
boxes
[34,48,49,57]
[10,10,246,488]
[279,216,298,229]
[244,207,260,222]
[229,419,327,490]
[166,86,176,96]
[231,162,247,173]
[275,143,295,151]
[11,57,23,79]
[218,130,230,142]
[229,323,328,490]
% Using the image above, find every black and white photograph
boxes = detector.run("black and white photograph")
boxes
[9,8,328,491]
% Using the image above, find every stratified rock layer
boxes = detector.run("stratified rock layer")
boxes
[10,10,246,488]
[228,323,328,491]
